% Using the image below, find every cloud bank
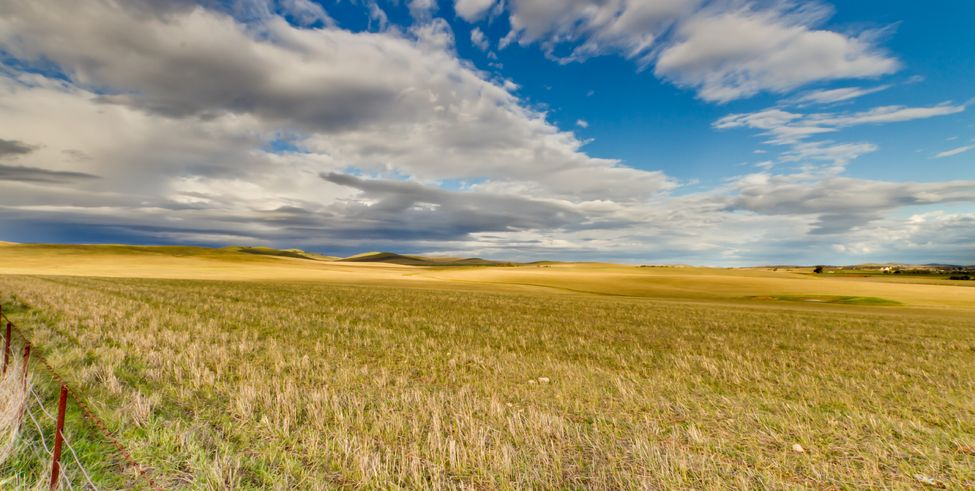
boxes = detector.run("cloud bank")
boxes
[0,0,972,265]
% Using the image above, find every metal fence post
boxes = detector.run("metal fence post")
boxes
[50,384,68,490]
[2,321,10,375]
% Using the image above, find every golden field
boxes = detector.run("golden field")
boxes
[0,244,972,489]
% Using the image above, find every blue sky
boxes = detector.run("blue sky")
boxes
[0,0,973,264]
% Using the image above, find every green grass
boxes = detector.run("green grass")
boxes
[0,274,973,489]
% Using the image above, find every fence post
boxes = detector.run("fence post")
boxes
[50,384,68,490]
[22,342,31,389]
[2,321,10,375]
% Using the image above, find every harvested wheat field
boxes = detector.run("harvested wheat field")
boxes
[0,245,973,489]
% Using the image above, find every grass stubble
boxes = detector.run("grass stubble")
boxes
[0,272,971,489]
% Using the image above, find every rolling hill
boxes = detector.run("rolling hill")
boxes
[337,251,515,266]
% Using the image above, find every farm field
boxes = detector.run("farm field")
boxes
[0,244,974,488]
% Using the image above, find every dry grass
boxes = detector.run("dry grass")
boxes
[0,273,972,489]
[1,243,973,309]
[0,351,27,466]
[0,342,53,490]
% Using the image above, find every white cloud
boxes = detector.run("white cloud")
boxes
[277,0,334,27]
[828,211,975,263]
[0,0,972,265]
[715,108,833,145]
[0,0,673,244]
[935,144,975,159]
[506,0,698,65]
[724,172,975,233]
[718,102,967,139]
[814,103,966,126]
[470,27,489,50]
[655,4,899,102]
[367,1,389,31]
[575,119,588,128]
[780,141,877,168]
[794,85,889,105]
[715,101,967,175]
[408,0,438,21]
[715,102,968,165]
[500,1,899,102]
[455,0,496,22]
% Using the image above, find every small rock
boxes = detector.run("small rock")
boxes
[538,377,550,384]
[791,443,805,453]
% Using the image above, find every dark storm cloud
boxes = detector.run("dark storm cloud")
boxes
[321,172,588,239]
[0,164,99,184]
[0,139,36,158]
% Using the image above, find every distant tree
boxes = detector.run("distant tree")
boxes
[813,266,824,274]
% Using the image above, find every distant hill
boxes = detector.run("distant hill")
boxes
[224,246,339,261]
[0,242,516,267]
[337,251,514,267]
[842,263,972,271]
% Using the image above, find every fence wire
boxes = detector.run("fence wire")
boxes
[15,357,86,489]
[3,306,157,490]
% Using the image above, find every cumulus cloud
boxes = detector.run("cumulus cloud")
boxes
[505,0,697,64]
[1,3,446,131]
[725,173,975,233]
[408,0,438,21]
[455,0,496,22]
[367,1,389,30]
[828,211,975,263]
[1,0,676,199]
[0,0,674,249]
[655,4,898,102]
[500,1,898,102]
[277,0,334,27]
[470,27,489,50]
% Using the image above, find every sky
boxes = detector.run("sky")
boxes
[0,0,973,265]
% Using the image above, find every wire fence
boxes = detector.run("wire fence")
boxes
[1,304,161,490]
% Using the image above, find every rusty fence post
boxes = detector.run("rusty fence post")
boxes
[2,321,10,375]
[22,342,31,389]
[50,384,68,490]
[16,342,31,423]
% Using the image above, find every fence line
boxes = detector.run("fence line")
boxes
[1,304,161,490]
